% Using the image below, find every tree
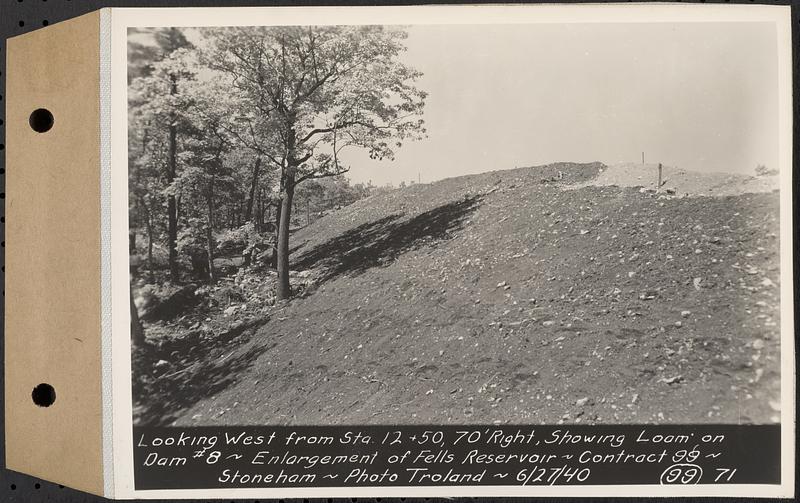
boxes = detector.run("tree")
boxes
[294,179,326,226]
[755,164,777,177]
[128,29,194,283]
[174,75,238,283]
[130,287,146,347]
[128,144,163,283]
[206,25,427,299]
[244,156,262,222]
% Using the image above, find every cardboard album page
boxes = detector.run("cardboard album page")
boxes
[5,4,795,499]
[5,11,105,496]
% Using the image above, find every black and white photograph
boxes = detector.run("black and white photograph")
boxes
[127,17,786,432]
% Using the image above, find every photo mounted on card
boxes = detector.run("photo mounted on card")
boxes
[112,3,794,499]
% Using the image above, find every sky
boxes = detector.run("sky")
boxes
[341,22,779,186]
[131,22,779,187]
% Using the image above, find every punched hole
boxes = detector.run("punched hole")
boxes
[29,108,54,133]
[31,383,56,407]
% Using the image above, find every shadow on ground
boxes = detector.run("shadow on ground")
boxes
[132,196,482,426]
[294,195,483,284]
[132,317,272,426]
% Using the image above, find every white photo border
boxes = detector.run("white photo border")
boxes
[108,4,795,499]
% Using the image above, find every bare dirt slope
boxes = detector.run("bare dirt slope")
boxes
[135,162,781,426]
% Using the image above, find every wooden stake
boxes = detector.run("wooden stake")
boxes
[657,163,663,191]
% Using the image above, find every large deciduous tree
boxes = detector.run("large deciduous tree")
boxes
[206,25,426,299]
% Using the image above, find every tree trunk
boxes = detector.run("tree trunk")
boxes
[167,142,179,283]
[136,195,156,283]
[145,201,155,284]
[167,188,178,282]
[255,190,263,233]
[130,287,146,348]
[129,229,137,253]
[245,157,261,223]
[206,168,216,284]
[167,79,179,283]
[276,181,294,300]
[270,199,282,269]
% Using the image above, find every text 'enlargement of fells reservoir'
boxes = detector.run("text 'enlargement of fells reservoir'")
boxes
[133,425,780,489]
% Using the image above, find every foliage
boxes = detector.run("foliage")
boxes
[128,25,426,297]
[204,25,426,179]
[755,164,778,177]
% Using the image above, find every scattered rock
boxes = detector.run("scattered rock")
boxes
[132,162,782,427]
[660,375,683,385]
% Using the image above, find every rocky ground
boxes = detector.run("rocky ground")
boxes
[573,162,780,196]
[133,162,782,427]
